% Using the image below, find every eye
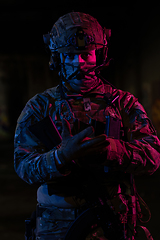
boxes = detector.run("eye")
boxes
[81,52,91,60]
[64,53,75,59]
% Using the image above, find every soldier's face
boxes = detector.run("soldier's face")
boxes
[60,50,98,93]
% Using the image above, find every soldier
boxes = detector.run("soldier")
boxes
[14,12,160,240]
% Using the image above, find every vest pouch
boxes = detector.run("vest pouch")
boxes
[105,115,121,139]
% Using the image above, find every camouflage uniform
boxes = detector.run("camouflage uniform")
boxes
[14,79,160,239]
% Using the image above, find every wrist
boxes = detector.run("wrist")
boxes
[57,149,69,165]
[55,149,64,168]
[54,150,71,175]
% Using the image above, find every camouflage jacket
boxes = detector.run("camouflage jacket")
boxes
[14,82,160,182]
[14,81,160,237]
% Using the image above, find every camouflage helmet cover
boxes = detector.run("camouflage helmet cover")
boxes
[44,12,111,53]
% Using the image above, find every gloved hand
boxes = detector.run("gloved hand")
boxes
[57,119,108,166]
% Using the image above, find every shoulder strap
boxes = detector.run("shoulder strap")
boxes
[137,226,154,240]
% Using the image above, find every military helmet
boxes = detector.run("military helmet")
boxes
[43,12,111,53]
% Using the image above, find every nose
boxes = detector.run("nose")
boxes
[73,54,85,67]
[78,54,85,63]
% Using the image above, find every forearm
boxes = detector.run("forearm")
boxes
[103,135,160,175]
[14,146,64,185]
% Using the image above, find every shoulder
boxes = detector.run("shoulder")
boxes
[30,85,60,104]
[17,86,60,124]
[103,83,134,102]
[112,88,144,112]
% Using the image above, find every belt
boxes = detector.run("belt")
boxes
[36,203,88,220]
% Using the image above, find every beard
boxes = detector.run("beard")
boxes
[68,72,99,93]
[61,63,100,93]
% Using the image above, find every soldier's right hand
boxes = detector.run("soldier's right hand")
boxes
[57,119,107,165]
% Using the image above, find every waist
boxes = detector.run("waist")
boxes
[37,170,127,208]
[36,203,84,239]
[37,203,80,220]
[37,184,86,208]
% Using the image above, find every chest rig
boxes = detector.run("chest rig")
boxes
[53,91,123,141]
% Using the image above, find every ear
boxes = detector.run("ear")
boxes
[49,52,61,71]
[104,28,111,41]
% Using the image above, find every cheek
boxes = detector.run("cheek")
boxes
[63,63,75,76]
[88,55,96,64]
[65,66,73,74]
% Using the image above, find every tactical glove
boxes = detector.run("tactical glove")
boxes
[57,119,108,166]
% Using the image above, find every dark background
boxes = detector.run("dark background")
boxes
[0,3,160,239]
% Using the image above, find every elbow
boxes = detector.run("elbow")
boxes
[14,157,34,185]
[123,150,160,176]
[147,155,160,175]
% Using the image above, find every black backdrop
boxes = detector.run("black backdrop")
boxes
[1,4,160,240]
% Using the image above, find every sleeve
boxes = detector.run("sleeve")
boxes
[103,92,160,175]
[14,97,63,185]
